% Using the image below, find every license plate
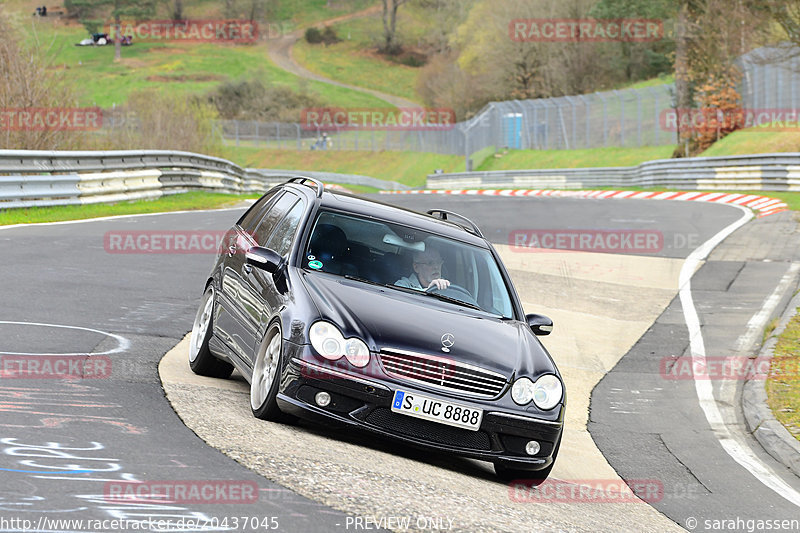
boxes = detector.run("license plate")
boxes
[391,390,483,431]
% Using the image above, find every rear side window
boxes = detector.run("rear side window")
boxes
[265,200,305,256]
[238,188,279,233]
[253,192,300,246]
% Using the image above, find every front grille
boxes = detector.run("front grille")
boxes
[366,408,491,450]
[379,349,508,398]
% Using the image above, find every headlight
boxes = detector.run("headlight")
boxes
[310,321,343,360]
[344,337,370,368]
[511,377,535,405]
[532,374,562,410]
[511,375,562,410]
[309,321,370,367]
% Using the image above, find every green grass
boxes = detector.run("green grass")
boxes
[328,183,380,194]
[699,127,800,157]
[292,14,421,103]
[24,21,388,109]
[477,146,676,171]
[270,0,377,27]
[767,306,800,443]
[223,146,464,187]
[0,191,257,225]
[617,74,674,90]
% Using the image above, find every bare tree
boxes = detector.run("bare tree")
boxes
[381,0,409,54]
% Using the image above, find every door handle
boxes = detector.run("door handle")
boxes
[243,264,252,274]
[228,245,237,256]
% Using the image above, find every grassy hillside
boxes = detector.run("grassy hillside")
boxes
[699,128,800,157]
[26,23,388,109]
[224,147,465,187]
[13,2,385,109]
[293,14,421,103]
[478,146,675,171]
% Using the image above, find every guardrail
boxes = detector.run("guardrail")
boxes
[0,150,405,209]
[427,153,800,191]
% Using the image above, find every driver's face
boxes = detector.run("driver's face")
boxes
[413,250,444,287]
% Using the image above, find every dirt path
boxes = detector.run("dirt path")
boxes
[268,5,419,108]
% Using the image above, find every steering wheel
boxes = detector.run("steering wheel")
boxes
[426,283,479,306]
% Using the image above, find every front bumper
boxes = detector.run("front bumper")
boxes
[277,349,564,471]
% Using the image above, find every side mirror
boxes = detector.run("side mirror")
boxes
[526,313,553,336]
[245,246,282,274]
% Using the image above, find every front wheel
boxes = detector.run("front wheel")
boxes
[250,322,293,422]
[189,286,234,378]
[494,461,554,485]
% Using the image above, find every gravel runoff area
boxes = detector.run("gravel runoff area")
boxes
[159,249,687,532]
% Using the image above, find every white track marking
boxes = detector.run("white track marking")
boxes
[0,205,250,232]
[735,263,800,352]
[679,206,800,507]
[0,321,129,356]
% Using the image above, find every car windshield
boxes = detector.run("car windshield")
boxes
[302,210,515,319]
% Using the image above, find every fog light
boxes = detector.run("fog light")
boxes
[525,440,541,456]
[315,391,331,407]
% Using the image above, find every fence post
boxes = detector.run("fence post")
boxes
[296,123,301,150]
[636,90,642,146]
[597,92,608,147]
[649,87,660,146]
[235,120,240,147]
[614,90,625,146]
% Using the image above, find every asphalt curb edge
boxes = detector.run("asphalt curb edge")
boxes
[742,279,800,478]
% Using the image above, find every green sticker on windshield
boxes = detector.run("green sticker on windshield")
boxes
[308,260,323,270]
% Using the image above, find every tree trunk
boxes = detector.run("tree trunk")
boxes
[673,2,692,154]
[114,13,121,62]
[382,0,391,52]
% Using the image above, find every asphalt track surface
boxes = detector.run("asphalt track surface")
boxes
[0,194,798,532]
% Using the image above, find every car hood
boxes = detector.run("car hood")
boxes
[300,272,555,378]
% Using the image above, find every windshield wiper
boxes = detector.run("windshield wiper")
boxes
[423,291,482,311]
[343,275,393,289]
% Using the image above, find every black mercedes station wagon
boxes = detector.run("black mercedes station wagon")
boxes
[189,178,565,481]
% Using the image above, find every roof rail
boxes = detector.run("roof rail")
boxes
[287,176,324,198]
[426,209,484,238]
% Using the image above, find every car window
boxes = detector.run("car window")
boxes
[253,192,299,246]
[265,199,305,256]
[303,210,515,318]
[237,188,279,233]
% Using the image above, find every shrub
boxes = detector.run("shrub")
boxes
[321,26,340,45]
[305,27,323,44]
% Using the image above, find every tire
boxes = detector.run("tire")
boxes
[494,434,561,485]
[250,322,294,422]
[189,286,234,379]
[494,461,554,485]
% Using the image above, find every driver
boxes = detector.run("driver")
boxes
[395,247,450,291]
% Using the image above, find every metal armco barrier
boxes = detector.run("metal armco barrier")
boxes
[0,150,405,209]
[427,153,800,191]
